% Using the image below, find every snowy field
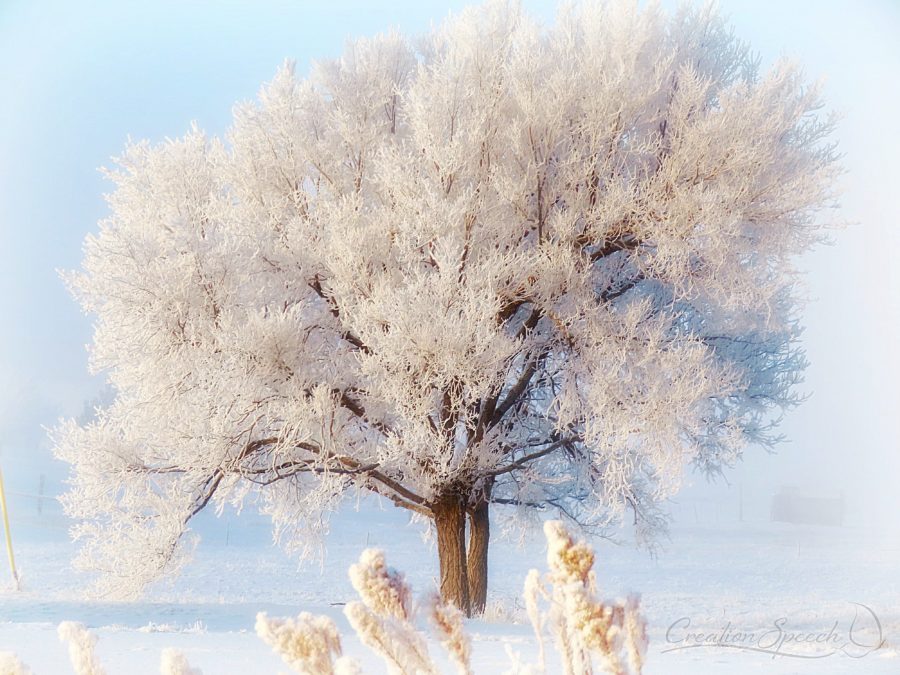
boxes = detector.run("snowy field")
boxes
[1,497,898,674]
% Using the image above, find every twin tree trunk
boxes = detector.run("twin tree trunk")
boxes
[467,500,490,614]
[432,493,490,617]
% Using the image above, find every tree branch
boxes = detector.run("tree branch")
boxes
[483,438,571,477]
[309,275,371,354]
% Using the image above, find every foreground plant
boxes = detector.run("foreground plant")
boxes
[344,549,437,674]
[3,629,202,675]
[159,649,203,675]
[255,611,358,675]
[0,523,641,673]
[57,622,105,675]
[426,593,472,675]
[0,652,32,675]
[524,522,648,675]
[259,520,645,674]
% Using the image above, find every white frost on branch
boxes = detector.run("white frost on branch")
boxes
[55,0,840,596]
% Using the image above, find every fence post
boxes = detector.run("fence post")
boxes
[0,467,19,588]
[38,474,45,516]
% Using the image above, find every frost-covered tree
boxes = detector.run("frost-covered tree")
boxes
[55,0,839,615]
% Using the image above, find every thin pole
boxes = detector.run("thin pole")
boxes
[0,467,19,588]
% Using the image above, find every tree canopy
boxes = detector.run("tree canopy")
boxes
[55,0,839,613]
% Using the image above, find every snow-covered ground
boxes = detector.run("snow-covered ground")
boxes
[1,498,898,673]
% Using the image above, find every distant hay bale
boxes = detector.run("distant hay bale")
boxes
[771,486,844,526]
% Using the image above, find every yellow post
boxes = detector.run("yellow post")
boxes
[0,467,18,588]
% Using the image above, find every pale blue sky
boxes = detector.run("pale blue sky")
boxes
[0,0,897,522]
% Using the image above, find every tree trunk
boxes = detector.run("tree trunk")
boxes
[466,500,490,615]
[432,494,471,616]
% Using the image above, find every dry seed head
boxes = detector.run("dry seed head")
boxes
[623,594,649,675]
[348,549,411,620]
[255,611,342,674]
[544,520,595,584]
[427,593,472,675]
